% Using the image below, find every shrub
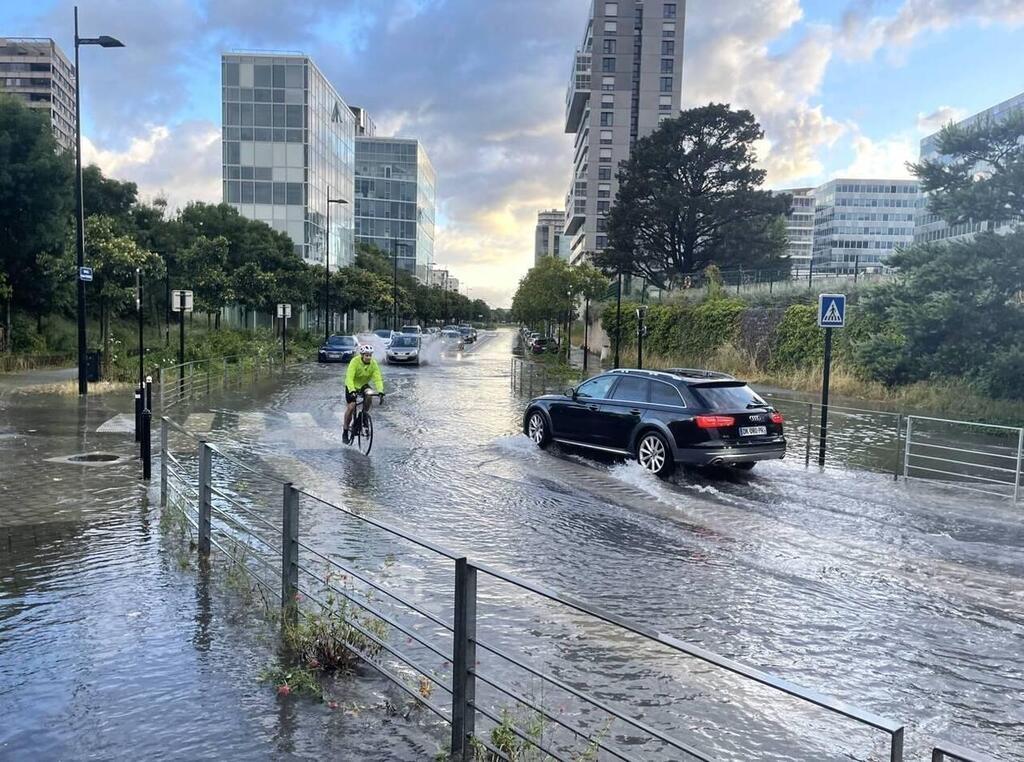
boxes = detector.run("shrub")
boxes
[771,304,822,370]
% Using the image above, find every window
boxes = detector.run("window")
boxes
[601,93,615,106]
[599,148,613,162]
[598,166,612,180]
[651,381,684,407]
[597,200,610,213]
[600,129,613,144]
[663,3,677,18]
[603,39,617,54]
[661,59,674,73]
[661,40,675,55]
[660,76,673,92]
[604,2,618,16]
[576,375,616,400]
[598,183,611,198]
[611,377,649,402]
[659,95,673,111]
[601,75,615,91]
[596,235,608,249]
[602,57,616,72]
[662,21,676,36]
[600,111,613,126]
[604,20,617,32]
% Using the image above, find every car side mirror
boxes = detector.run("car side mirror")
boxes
[566,387,577,399]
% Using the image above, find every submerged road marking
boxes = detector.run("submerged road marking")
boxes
[96,414,135,433]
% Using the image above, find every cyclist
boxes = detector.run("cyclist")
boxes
[343,344,384,444]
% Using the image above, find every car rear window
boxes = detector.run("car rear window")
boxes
[650,381,683,406]
[610,377,649,402]
[693,383,767,410]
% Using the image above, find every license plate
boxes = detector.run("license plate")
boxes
[739,425,767,437]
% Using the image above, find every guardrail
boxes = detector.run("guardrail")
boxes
[158,415,939,761]
[157,354,287,412]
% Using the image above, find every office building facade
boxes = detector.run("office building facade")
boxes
[915,90,1024,245]
[354,137,436,282]
[812,179,921,274]
[220,52,356,267]
[777,187,815,274]
[0,38,75,151]
[350,105,377,136]
[535,209,565,264]
[564,0,686,265]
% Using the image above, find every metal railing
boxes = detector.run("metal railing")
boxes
[156,415,951,762]
[510,356,587,398]
[158,354,288,412]
[931,739,999,761]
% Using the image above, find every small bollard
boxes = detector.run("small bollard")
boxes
[145,375,153,411]
[141,406,152,480]
[134,387,143,443]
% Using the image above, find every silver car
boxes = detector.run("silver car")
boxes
[386,334,421,365]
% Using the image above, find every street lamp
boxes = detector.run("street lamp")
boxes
[324,187,348,342]
[390,236,404,331]
[74,6,124,395]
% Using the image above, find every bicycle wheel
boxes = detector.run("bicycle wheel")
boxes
[354,411,373,456]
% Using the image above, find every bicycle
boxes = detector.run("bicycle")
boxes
[346,390,384,456]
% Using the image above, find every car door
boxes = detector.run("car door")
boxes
[547,374,616,443]
[600,377,651,451]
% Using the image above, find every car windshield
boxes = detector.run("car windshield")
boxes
[534,338,550,346]
[327,336,355,347]
[458,328,472,335]
[401,326,420,333]
[693,383,767,410]
[373,330,392,338]
[443,331,459,338]
[391,336,418,348]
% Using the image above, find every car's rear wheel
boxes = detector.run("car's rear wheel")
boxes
[526,410,550,449]
[734,462,756,471]
[636,431,673,477]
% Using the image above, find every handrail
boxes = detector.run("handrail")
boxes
[907,414,1022,433]
[931,740,999,762]
[207,442,290,485]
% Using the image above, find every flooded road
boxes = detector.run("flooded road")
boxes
[2,329,1022,760]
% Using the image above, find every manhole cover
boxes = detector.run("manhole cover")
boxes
[45,451,134,467]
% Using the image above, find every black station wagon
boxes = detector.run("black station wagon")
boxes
[522,368,786,475]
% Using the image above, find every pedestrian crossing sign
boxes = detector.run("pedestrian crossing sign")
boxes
[818,294,846,328]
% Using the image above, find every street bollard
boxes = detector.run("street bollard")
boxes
[450,558,478,761]
[145,375,153,411]
[198,441,212,556]
[141,407,152,480]
[160,418,168,506]
[134,387,143,443]
[281,483,300,623]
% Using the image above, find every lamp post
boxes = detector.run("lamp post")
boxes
[391,237,402,331]
[613,271,622,369]
[74,6,124,395]
[323,187,348,342]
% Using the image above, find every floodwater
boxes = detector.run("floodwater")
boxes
[2,330,1022,760]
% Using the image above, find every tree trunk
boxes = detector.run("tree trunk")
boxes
[4,296,11,353]
[215,311,220,330]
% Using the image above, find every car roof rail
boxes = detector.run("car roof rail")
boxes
[608,368,683,381]
[663,368,737,380]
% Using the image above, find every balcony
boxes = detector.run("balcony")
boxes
[565,49,591,134]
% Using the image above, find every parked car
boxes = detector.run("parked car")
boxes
[386,334,422,365]
[318,334,359,363]
[400,324,423,335]
[441,329,465,350]
[522,368,786,476]
[530,337,556,354]
[372,328,396,348]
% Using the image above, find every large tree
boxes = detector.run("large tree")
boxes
[596,103,790,288]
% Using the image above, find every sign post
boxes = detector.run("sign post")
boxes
[277,303,291,361]
[816,293,846,466]
[171,290,193,395]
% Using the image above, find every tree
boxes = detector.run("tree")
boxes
[596,103,790,288]
[0,96,74,335]
[82,164,138,222]
[910,109,1024,229]
[232,262,277,329]
[511,257,576,328]
[176,235,230,326]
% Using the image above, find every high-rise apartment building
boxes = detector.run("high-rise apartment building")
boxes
[777,187,815,274]
[534,209,565,264]
[354,137,436,282]
[220,52,356,267]
[564,0,686,265]
[0,38,76,151]
[812,179,921,274]
[915,90,1024,245]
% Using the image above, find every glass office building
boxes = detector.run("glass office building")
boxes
[354,137,436,282]
[221,52,356,268]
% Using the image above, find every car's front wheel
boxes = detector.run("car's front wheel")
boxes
[525,410,551,449]
[636,431,673,477]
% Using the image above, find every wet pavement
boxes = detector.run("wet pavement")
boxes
[2,330,1022,760]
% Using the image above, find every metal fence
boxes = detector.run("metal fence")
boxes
[158,415,927,761]
[158,355,288,412]
[930,740,999,761]
[510,356,587,398]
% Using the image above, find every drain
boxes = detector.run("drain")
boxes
[45,451,134,467]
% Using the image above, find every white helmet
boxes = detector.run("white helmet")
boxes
[358,344,374,356]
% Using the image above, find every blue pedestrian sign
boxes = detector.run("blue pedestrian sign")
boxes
[818,293,846,328]
[79,266,93,282]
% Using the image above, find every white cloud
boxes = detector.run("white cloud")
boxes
[916,105,968,134]
[840,133,917,179]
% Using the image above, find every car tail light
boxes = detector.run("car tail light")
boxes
[770,412,784,424]
[695,415,735,428]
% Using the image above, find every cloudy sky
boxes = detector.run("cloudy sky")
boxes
[4,0,1023,306]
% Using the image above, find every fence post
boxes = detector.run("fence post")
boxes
[1015,428,1023,503]
[222,357,228,388]
[450,557,478,761]
[893,414,903,480]
[903,417,914,479]
[282,483,300,621]
[206,362,211,396]
[198,441,212,556]
[804,403,813,467]
[890,726,904,762]
[141,407,152,480]
[158,367,164,413]
[160,417,168,506]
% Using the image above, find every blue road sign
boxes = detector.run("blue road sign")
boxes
[79,266,93,282]
[818,293,846,328]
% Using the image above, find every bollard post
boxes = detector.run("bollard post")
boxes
[145,375,153,412]
[198,441,212,556]
[890,727,904,762]
[450,557,478,761]
[141,407,152,480]
[160,417,168,506]
[893,414,903,480]
[281,483,300,621]
[804,403,813,467]
[134,387,143,443]
[903,418,914,479]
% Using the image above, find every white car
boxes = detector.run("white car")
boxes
[400,324,423,336]
[386,335,422,365]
